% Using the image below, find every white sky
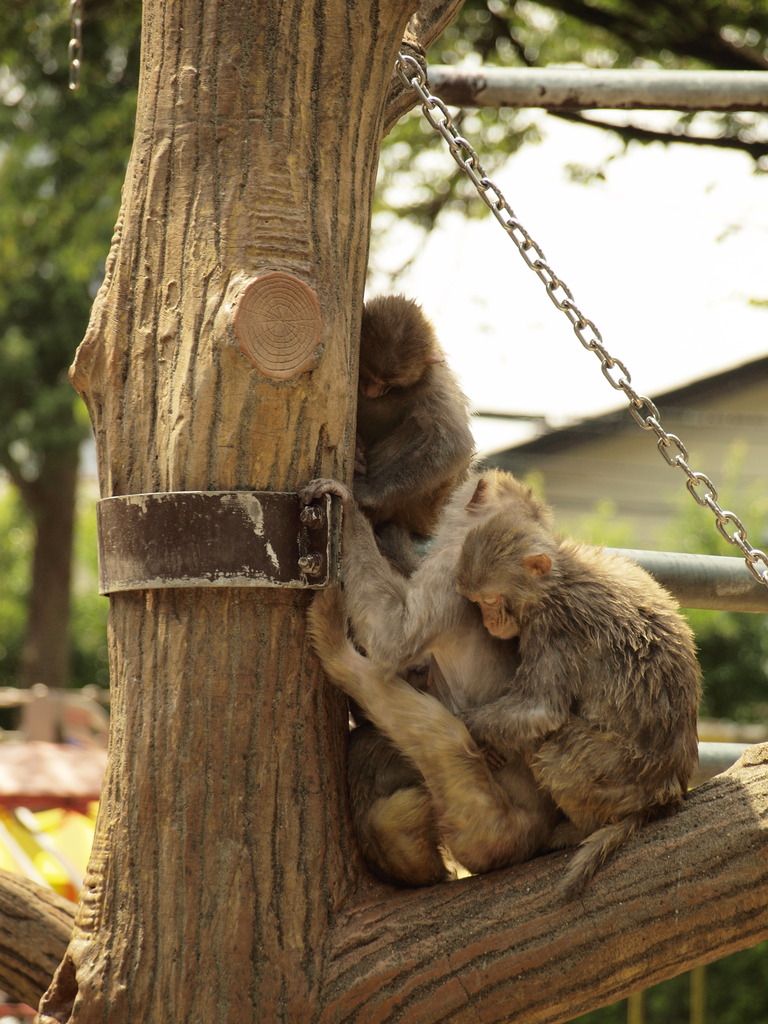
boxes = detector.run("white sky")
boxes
[367,111,768,456]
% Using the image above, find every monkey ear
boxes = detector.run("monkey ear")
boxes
[524,553,552,577]
[465,478,490,511]
[425,352,445,365]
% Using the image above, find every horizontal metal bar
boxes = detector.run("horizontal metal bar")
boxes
[428,66,768,111]
[608,548,768,613]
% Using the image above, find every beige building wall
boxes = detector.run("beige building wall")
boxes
[487,369,768,551]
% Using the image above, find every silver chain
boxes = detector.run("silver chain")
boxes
[394,52,768,588]
[68,0,83,91]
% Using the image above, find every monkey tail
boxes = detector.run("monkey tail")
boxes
[558,815,642,898]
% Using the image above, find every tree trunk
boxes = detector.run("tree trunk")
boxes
[38,1,461,1021]
[18,439,79,693]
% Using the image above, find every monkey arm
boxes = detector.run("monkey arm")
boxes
[301,478,442,667]
[462,653,572,752]
[307,588,549,877]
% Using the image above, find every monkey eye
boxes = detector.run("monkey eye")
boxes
[481,594,501,607]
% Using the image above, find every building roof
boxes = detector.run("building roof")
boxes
[487,354,768,460]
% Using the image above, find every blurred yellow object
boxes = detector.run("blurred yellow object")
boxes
[0,805,96,902]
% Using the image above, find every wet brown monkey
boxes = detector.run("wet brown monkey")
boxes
[354,295,475,537]
[303,471,701,894]
[456,511,701,894]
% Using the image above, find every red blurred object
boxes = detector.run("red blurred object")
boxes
[0,741,105,812]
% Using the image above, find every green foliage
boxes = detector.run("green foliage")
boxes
[0,487,30,678]
[0,0,140,487]
[372,0,768,276]
[571,942,768,1023]
[0,483,108,689]
[660,446,768,722]
[558,497,638,549]
[70,484,109,689]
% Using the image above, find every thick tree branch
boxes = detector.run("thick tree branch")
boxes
[0,871,74,1009]
[7,748,768,1019]
[321,745,768,1023]
[381,0,468,135]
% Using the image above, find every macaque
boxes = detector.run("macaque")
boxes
[308,586,560,883]
[302,470,701,895]
[302,470,560,885]
[354,295,475,536]
[456,512,701,895]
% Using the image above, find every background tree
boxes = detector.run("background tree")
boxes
[373,0,768,259]
[0,0,139,690]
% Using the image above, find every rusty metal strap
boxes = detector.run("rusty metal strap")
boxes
[96,491,341,595]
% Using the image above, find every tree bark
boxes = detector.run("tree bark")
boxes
[0,870,74,1010]
[37,2,462,1022]
[30,0,768,1021]
[18,439,79,693]
[15,746,768,1021]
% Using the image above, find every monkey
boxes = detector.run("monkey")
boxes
[455,512,701,895]
[302,470,701,895]
[301,470,561,886]
[307,586,560,883]
[354,295,475,537]
[340,294,476,852]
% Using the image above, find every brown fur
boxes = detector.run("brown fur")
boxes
[355,295,475,536]
[307,588,558,880]
[303,470,701,895]
[301,471,560,886]
[456,509,702,895]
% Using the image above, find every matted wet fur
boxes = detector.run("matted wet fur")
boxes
[354,295,475,536]
[302,470,701,894]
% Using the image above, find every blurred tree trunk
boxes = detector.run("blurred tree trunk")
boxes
[17,438,79,694]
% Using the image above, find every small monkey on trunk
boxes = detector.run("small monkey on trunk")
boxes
[355,295,475,536]
[456,511,702,895]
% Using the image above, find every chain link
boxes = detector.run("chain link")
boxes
[395,52,768,588]
[68,0,83,91]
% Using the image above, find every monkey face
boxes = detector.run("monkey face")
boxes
[463,591,521,640]
[359,373,392,399]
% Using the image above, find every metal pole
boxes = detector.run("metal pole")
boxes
[428,66,768,111]
[608,549,768,613]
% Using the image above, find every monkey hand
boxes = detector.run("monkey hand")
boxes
[300,478,353,506]
[459,707,512,762]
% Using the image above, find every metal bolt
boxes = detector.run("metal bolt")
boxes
[300,505,324,528]
[298,553,323,576]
